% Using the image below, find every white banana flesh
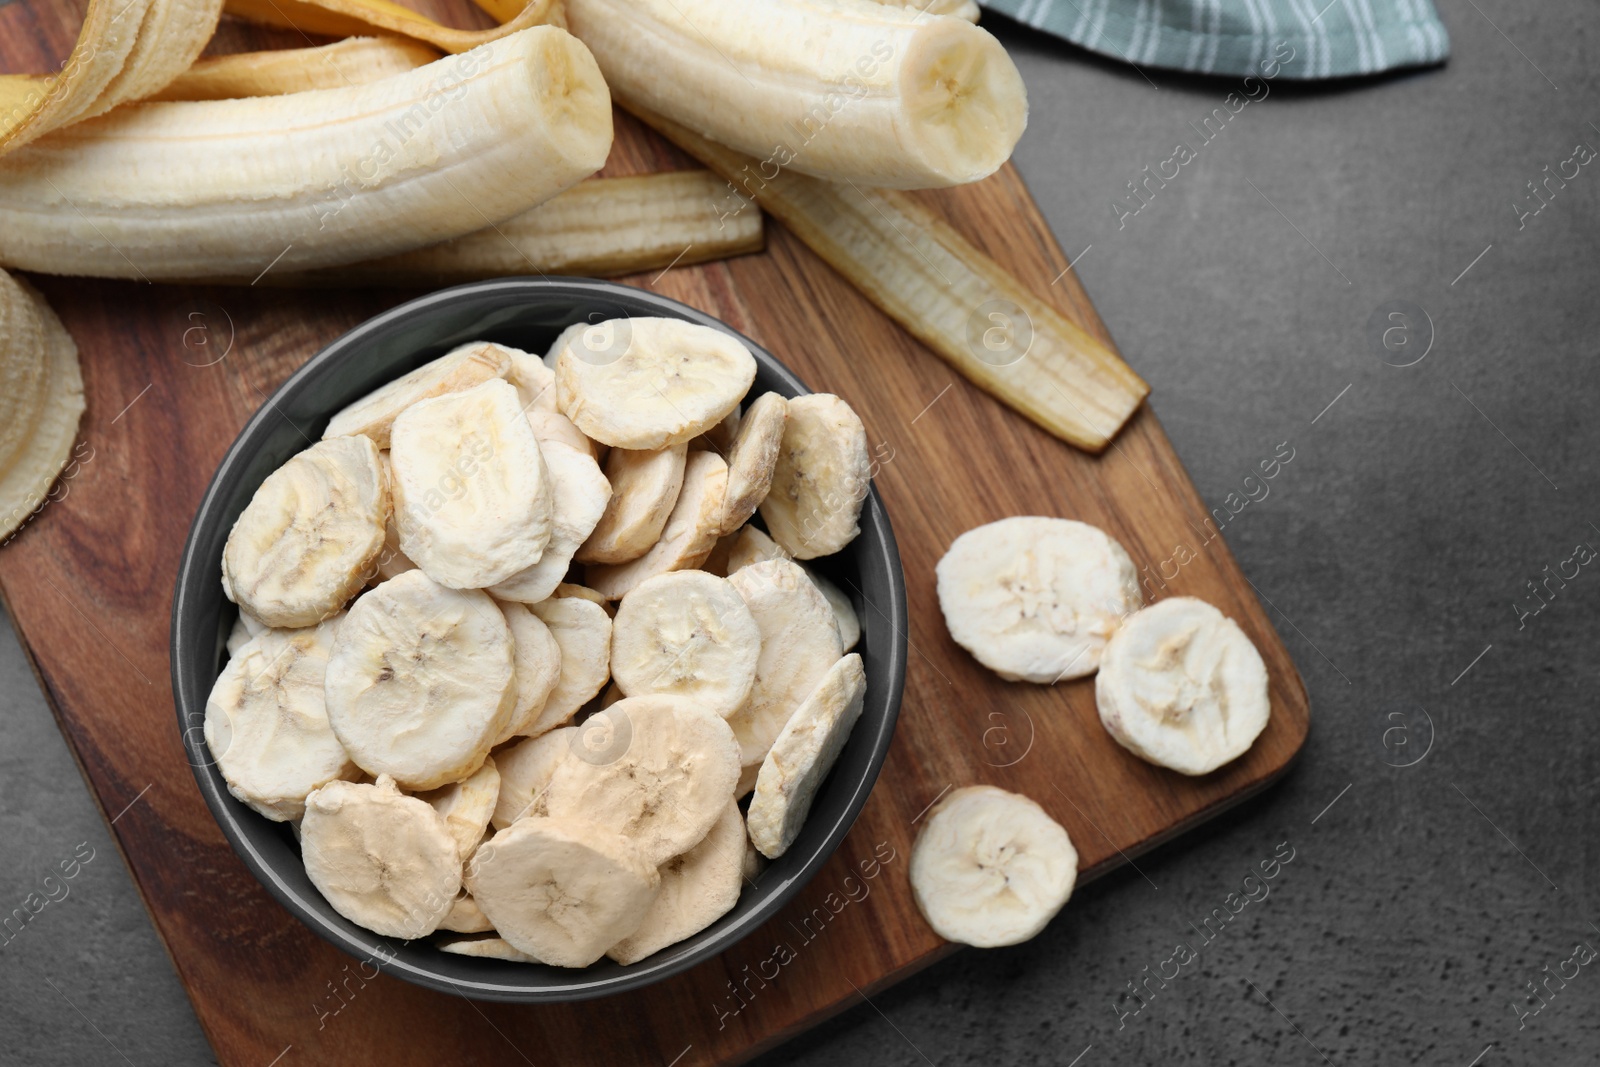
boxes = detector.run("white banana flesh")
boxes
[578,444,688,565]
[758,393,870,559]
[417,756,501,858]
[565,0,1026,188]
[525,596,613,736]
[326,340,511,450]
[610,570,761,719]
[494,601,563,743]
[491,726,577,828]
[487,441,611,605]
[586,450,729,601]
[718,391,788,536]
[606,801,747,965]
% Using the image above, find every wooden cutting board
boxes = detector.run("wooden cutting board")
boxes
[0,7,1309,1065]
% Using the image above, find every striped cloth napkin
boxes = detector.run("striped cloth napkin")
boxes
[982,0,1450,79]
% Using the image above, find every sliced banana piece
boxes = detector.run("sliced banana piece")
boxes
[438,892,494,934]
[325,570,516,790]
[222,435,387,628]
[544,695,740,866]
[936,516,1141,683]
[611,570,760,719]
[607,800,746,965]
[491,726,577,829]
[725,559,844,782]
[488,442,611,605]
[747,653,866,859]
[524,596,612,737]
[586,450,728,600]
[803,565,860,652]
[504,343,557,412]
[718,391,787,536]
[494,600,563,743]
[417,757,501,859]
[554,316,756,449]
[577,444,687,564]
[555,582,613,614]
[301,775,461,940]
[910,785,1077,948]
[437,934,540,962]
[526,406,599,460]
[390,378,553,589]
[224,609,265,657]
[323,340,511,449]
[724,524,788,573]
[204,617,357,822]
[1095,597,1270,776]
[374,452,417,581]
[465,815,660,967]
[695,405,741,454]
[758,393,870,559]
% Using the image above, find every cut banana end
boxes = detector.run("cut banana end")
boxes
[221,435,387,629]
[1096,597,1270,776]
[491,726,577,829]
[148,38,440,102]
[325,571,516,790]
[747,653,866,859]
[325,341,511,450]
[758,394,870,559]
[417,756,501,859]
[578,443,687,565]
[565,0,1026,188]
[494,601,562,743]
[301,776,462,940]
[0,274,85,542]
[585,450,729,600]
[204,618,358,822]
[610,570,760,719]
[524,596,613,737]
[487,441,611,605]
[607,801,746,965]
[544,695,740,866]
[910,785,1077,948]
[631,106,1150,453]
[719,391,787,536]
[936,517,1141,683]
[465,815,659,967]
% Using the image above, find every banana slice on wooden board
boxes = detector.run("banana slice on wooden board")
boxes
[205,618,357,822]
[718,391,787,536]
[224,610,266,656]
[725,559,844,785]
[391,378,553,589]
[488,441,611,604]
[222,435,388,628]
[747,653,865,859]
[437,934,540,962]
[301,775,461,940]
[1095,597,1270,776]
[465,816,659,967]
[910,785,1077,948]
[324,341,510,448]
[544,695,740,866]
[493,601,562,744]
[524,596,612,737]
[803,565,860,652]
[577,444,687,564]
[758,394,870,559]
[586,450,728,600]
[554,317,756,449]
[606,800,746,964]
[491,726,576,829]
[417,757,501,859]
[610,570,760,719]
[438,891,494,934]
[0,274,85,543]
[936,516,1140,683]
[325,570,516,789]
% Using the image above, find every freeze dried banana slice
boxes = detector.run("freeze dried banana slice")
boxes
[491,726,576,828]
[526,406,598,461]
[577,444,687,565]
[323,340,511,449]
[224,610,265,656]
[611,570,760,719]
[724,524,788,573]
[524,597,612,737]
[747,653,865,859]
[438,892,494,934]
[910,785,1077,948]
[1095,596,1270,776]
[586,450,728,600]
[325,571,516,789]
[936,516,1140,683]
[390,378,553,589]
[726,559,844,781]
[222,435,387,628]
[555,582,613,613]
[758,393,870,559]
[493,601,562,743]
[607,800,746,964]
[437,935,540,963]
[301,775,461,940]
[554,316,757,449]
[418,757,500,859]
[803,565,860,652]
[544,695,741,866]
[374,453,417,581]
[695,405,741,454]
[465,815,660,967]
[504,343,557,412]
[718,391,787,535]
[204,617,357,822]
[488,442,611,605]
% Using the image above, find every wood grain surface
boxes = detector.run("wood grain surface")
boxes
[0,6,1309,1065]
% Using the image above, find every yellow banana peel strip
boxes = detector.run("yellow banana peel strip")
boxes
[223,0,561,54]
[630,106,1149,453]
[149,37,441,101]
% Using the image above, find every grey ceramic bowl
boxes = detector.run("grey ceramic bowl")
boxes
[171,278,907,1002]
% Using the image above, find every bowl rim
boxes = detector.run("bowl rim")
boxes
[170,277,908,1002]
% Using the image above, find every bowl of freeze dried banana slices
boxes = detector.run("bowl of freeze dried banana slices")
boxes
[171,278,907,1000]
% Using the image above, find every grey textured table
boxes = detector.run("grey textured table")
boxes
[3,3,1598,1064]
